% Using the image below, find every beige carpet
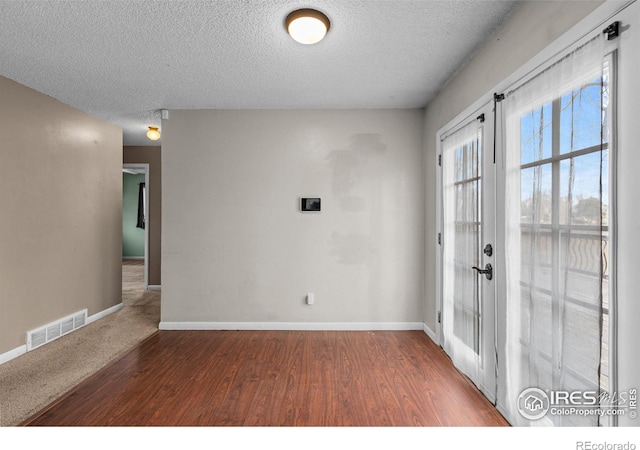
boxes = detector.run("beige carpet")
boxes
[0,260,160,426]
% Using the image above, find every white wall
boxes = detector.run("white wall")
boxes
[161,109,424,327]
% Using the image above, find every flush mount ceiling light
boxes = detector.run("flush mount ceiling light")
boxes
[285,9,330,45]
[146,126,161,141]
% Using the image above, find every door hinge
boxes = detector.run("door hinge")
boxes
[437,311,442,324]
[438,232,441,245]
[438,154,442,166]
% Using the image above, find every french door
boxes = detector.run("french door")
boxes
[439,19,620,425]
[498,33,613,426]
[440,101,496,401]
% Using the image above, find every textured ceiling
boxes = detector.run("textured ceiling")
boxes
[0,1,521,146]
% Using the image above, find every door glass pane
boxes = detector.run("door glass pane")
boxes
[452,141,481,353]
[559,153,608,226]
[520,164,552,225]
[560,81,606,154]
[521,102,553,164]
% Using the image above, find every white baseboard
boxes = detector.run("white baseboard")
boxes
[159,321,424,331]
[86,303,124,325]
[147,285,161,291]
[496,404,512,426]
[0,344,27,365]
[122,256,144,260]
[423,322,439,344]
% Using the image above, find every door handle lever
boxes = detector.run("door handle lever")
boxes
[472,263,493,281]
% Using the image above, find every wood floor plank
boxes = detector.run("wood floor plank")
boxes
[23,330,509,427]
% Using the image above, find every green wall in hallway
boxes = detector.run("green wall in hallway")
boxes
[123,173,145,257]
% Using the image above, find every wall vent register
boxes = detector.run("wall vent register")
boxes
[26,309,88,351]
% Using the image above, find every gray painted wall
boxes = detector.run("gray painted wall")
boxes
[161,109,425,326]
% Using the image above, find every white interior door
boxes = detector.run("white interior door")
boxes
[440,101,496,401]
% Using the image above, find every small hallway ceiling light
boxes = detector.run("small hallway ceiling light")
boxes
[146,126,160,141]
[286,9,330,45]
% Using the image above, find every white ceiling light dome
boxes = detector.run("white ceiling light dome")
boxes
[146,126,161,141]
[285,9,331,45]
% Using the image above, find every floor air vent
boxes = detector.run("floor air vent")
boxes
[26,309,88,351]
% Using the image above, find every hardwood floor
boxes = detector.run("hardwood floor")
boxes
[24,330,508,426]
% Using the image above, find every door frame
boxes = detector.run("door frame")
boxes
[123,163,150,290]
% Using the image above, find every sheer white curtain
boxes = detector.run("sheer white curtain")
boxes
[442,120,483,382]
[501,35,609,426]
